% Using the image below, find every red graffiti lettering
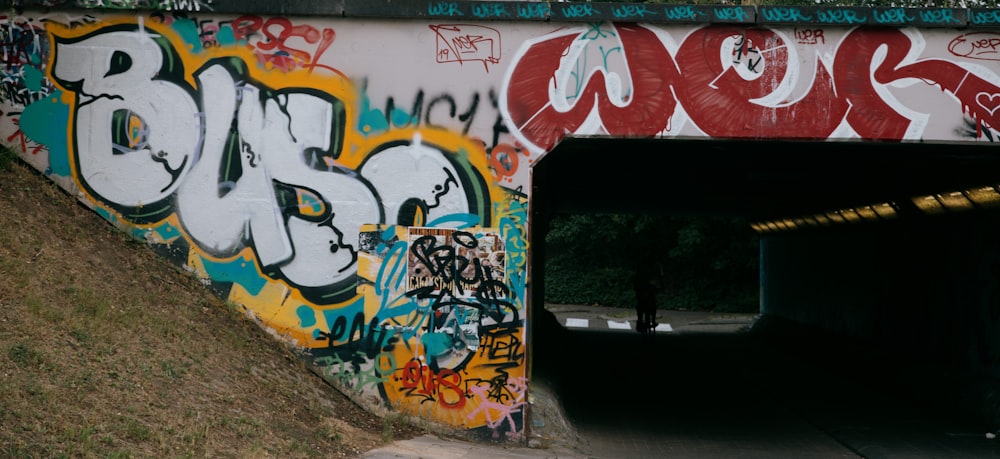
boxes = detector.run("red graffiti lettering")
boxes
[950,32,1000,61]
[431,24,502,72]
[795,28,825,45]
[399,359,467,409]
[231,15,341,76]
[836,27,1000,138]
[504,23,677,152]
[504,24,1000,147]
[675,26,847,138]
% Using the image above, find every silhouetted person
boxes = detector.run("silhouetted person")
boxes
[633,261,660,334]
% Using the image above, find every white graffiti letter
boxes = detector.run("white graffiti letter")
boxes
[176,63,292,263]
[52,28,199,207]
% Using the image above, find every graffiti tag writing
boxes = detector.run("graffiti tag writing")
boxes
[431,24,501,72]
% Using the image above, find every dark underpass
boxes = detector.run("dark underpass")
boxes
[533,317,1000,458]
[528,138,1000,457]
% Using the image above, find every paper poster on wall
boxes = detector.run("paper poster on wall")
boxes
[406,227,506,299]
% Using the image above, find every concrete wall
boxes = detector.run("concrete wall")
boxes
[762,216,1000,379]
[4,0,1000,443]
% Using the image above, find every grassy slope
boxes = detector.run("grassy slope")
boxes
[0,158,423,457]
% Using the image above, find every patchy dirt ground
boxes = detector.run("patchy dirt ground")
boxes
[0,157,424,457]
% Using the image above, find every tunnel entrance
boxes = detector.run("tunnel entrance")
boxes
[528,136,1000,350]
[526,136,1000,456]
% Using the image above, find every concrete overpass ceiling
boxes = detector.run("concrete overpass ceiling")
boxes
[534,137,1000,222]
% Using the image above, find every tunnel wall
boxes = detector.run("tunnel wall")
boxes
[761,216,1000,380]
[5,0,1000,443]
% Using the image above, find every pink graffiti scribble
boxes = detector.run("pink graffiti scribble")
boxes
[466,378,526,439]
[197,20,222,49]
[430,24,501,72]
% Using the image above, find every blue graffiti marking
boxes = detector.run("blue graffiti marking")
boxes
[297,305,318,327]
[200,254,268,295]
[20,92,71,176]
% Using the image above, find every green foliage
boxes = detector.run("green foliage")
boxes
[544,261,635,307]
[544,213,760,312]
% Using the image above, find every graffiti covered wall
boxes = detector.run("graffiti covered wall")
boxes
[4,0,1000,443]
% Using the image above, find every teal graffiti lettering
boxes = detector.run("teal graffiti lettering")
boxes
[873,8,914,24]
[919,9,961,25]
[972,10,1000,25]
[663,5,699,20]
[760,7,812,22]
[817,9,867,24]
[713,7,747,22]
[472,3,510,18]
[560,4,599,19]
[516,3,547,19]
[429,1,464,16]
[613,4,655,19]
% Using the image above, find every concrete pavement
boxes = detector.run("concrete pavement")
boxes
[360,434,586,458]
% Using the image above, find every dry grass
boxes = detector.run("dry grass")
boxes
[0,156,424,458]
